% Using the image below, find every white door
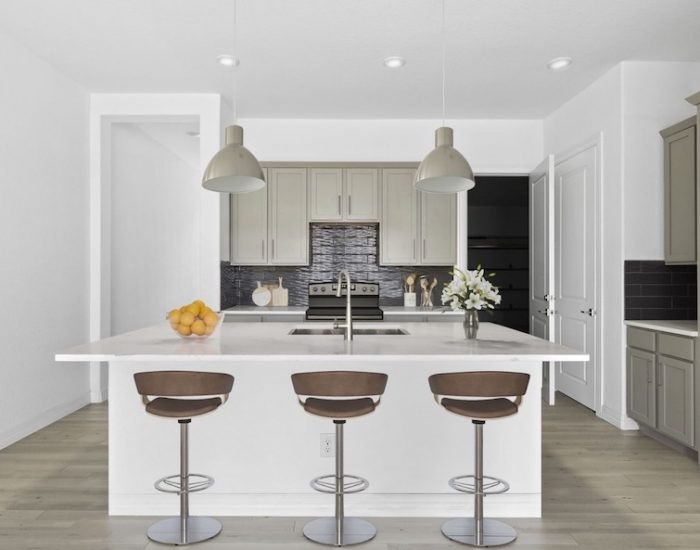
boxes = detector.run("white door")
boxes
[420,191,457,265]
[529,155,555,404]
[308,168,343,221]
[554,145,598,410]
[346,168,380,221]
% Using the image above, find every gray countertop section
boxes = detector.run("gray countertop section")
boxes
[625,320,698,337]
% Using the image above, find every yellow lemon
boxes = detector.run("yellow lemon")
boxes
[177,324,192,336]
[179,312,195,327]
[204,325,215,335]
[203,312,218,327]
[186,304,200,316]
[168,309,181,324]
[191,319,206,336]
[193,300,205,307]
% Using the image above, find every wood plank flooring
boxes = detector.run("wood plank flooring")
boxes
[1,395,699,549]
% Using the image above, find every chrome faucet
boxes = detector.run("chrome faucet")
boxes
[334,270,353,341]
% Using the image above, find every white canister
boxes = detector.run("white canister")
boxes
[403,292,417,307]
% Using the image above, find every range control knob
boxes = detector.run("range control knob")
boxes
[321,287,326,292]
[362,286,367,292]
[312,286,318,293]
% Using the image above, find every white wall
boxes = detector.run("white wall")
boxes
[544,65,627,428]
[0,32,90,448]
[110,123,200,335]
[623,62,700,259]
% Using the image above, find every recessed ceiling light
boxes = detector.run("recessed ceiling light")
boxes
[217,54,239,67]
[383,56,406,69]
[547,57,572,71]
[186,131,200,138]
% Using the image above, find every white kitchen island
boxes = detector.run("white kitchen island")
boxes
[56,321,586,519]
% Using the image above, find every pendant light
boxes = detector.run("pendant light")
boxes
[415,0,474,193]
[202,0,265,194]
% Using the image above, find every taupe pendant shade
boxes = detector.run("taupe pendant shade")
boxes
[202,125,265,194]
[415,127,475,193]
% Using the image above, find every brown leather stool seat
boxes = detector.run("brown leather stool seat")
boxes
[440,397,517,419]
[303,397,376,418]
[429,371,530,548]
[146,396,223,418]
[133,370,234,546]
[291,370,388,547]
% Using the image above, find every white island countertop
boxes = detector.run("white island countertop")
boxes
[56,321,587,363]
[624,319,698,337]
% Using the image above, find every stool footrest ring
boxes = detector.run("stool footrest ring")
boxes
[310,474,369,494]
[154,473,214,495]
[448,474,509,495]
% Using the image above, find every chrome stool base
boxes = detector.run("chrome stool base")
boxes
[303,517,377,547]
[441,518,517,547]
[147,516,222,546]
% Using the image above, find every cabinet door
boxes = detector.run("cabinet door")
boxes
[420,191,457,265]
[657,354,695,446]
[308,168,343,221]
[346,168,379,221]
[664,126,696,264]
[381,169,418,265]
[269,168,308,265]
[627,347,656,427]
[230,184,268,265]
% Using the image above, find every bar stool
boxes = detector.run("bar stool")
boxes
[291,370,388,547]
[134,370,234,546]
[429,371,530,547]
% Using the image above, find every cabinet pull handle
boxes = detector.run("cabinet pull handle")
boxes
[262,240,265,259]
[272,239,275,259]
[423,238,426,258]
[338,195,341,215]
[348,195,352,214]
[647,364,652,384]
[657,364,663,387]
[413,239,416,261]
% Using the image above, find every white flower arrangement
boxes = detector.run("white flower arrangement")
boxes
[441,266,501,311]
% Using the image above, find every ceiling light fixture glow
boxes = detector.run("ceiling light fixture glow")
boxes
[547,57,572,71]
[217,54,239,67]
[383,56,406,69]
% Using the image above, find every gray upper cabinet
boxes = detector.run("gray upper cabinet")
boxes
[230,169,268,265]
[308,168,343,221]
[346,168,380,221]
[381,169,418,265]
[268,168,308,265]
[420,191,457,265]
[661,117,696,265]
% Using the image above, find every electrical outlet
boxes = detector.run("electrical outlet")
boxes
[320,433,335,457]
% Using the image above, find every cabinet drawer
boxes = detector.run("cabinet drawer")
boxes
[657,332,694,361]
[627,327,655,351]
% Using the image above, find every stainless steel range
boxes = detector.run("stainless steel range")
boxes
[306,282,383,321]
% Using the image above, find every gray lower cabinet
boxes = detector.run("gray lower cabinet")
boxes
[657,354,694,446]
[627,347,656,427]
[626,326,696,449]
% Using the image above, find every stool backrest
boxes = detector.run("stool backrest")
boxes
[134,371,234,397]
[292,371,387,397]
[429,371,529,398]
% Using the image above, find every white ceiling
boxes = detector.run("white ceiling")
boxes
[1,0,700,119]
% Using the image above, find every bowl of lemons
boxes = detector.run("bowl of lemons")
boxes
[168,300,221,339]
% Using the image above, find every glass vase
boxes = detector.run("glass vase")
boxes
[463,309,479,339]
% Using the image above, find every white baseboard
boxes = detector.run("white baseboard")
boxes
[109,493,541,518]
[90,387,108,403]
[599,404,639,430]
[0,392,91,450]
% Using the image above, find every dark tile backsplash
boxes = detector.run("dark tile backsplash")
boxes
[624,261,697,320]
[221,224,453,309]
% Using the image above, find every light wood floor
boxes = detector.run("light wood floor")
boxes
[1,396,699,549]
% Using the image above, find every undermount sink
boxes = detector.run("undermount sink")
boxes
[289,327,409,336]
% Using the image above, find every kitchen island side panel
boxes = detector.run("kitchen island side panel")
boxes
[109,359,541,518]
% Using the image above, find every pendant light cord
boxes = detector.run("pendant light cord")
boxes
[232,0,238,124]
[441,0,446,127]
